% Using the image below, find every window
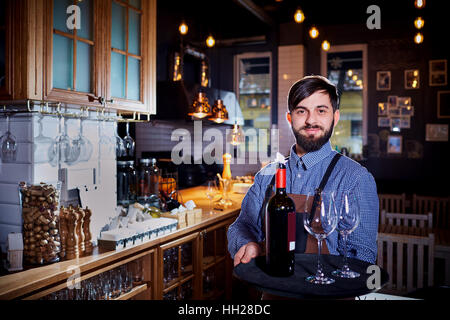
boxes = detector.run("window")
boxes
[234,52,272,157]
[321,44,368,156]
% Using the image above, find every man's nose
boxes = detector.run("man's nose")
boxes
[305,112,317,125]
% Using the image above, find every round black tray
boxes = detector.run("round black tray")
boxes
[233,253,389,299]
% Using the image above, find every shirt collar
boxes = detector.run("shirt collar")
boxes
[289,141,333,170]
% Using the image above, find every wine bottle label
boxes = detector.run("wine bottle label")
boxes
[287,211,296,251]
[276,168,286,189]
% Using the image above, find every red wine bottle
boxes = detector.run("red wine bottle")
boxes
[265,162,296,277]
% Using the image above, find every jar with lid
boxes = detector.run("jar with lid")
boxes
[137,158,160,207]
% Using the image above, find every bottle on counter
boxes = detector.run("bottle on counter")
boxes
[117,161,130,206]
[137,158,160,208]
[127,160,137,203]
[265,162,296,277]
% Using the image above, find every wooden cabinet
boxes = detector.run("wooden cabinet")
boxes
[0,0,156,114]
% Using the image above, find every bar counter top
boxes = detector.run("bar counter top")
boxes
[0,186,246,300]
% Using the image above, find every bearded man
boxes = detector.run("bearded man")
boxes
[227,75,379,268]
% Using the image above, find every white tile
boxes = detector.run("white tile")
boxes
[0,183,21,205]
[0,163,32,184]
[0,203,22,225]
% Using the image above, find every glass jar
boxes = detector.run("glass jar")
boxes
[137,158,160,207]
[126,160,137,203]
[19,181,62,265]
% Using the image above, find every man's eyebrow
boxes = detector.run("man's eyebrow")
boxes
[293,105,330,110]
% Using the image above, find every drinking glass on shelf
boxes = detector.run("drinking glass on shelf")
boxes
[332,191,361,278]
[205,179,218,214]
[34,115,54,163]
[113,121,126,158]
[72,117,93,162]
[303,191,338,284]
[122,122,135,158]
[49,115,80,166]
[1,113,17,163]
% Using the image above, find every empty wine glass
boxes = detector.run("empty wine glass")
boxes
[113,121,126,159]
[34,114,54,163]
[72,117,93,162]
[332,191,361,278]
[1,113,17,163]
[123,122,135,158]
[205,179,218,214]
[303,191,338,284]
[49,115,80,166]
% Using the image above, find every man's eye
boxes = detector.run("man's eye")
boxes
[318,109,326,114]
[296,109,305,114]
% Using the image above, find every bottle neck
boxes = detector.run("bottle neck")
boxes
[275,168,286,190]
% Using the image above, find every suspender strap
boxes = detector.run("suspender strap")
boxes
[309,153,342,219]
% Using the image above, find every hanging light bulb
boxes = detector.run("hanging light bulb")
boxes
[206,35,215,48]
[414,0,425,9]
[294,8,305,23]
[309,26,319,39]
[352,74,358,81]
[188,91,212,119]
[347,69,353,77]
[209,99,229,123]
[414,32,424,44]
[321,40,330,51]
[179,21,188,35]
[227,123,245,146]
[414,17,424,29]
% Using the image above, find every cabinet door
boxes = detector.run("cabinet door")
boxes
[158,233,199,300]
[200,219,233,300]
[106,0,156,114]
[0,1,11,99]
[43,0,103,106]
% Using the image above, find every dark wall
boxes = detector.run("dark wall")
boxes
[279,13,450,196]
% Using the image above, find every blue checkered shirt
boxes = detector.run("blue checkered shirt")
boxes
[227,142,379,264]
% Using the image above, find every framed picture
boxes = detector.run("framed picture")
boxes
[404,69,420,89]
[400,117,411,129]
[398,97,411,107]
[429,60,447,86]
[391,117,402,132]
[378,117,391,127]
[425,124,448,142]
[400,105,414,116]
[438,91,450,119]
[378,102,388,116]
[387,135,402,154]
[389,106,400,116]
[388,95,398,107]
[376,71,391,90]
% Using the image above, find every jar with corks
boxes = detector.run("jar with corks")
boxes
[19,181,62,265]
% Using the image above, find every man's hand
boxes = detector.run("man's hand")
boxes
[233,242,261,267]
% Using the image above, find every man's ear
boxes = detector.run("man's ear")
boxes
[286,112,291,123]
[333,110,340,128]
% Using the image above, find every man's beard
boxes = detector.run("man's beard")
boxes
[292,119,334,153]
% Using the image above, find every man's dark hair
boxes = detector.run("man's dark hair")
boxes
[287,75,340,113]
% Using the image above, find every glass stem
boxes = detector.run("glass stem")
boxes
[342,234,349,270]
[316,238,323,276]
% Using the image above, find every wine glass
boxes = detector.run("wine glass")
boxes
[123,122,135,158]
[1,113,17,163]
[34,114,54,163]
[49,115,80,165]
[205,179,218,214]
[72,117,93,162]
[303,191,338,284]
[332,191,361,278]
[113,121,126,159]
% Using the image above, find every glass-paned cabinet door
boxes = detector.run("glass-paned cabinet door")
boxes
[52,0,95,93]
[110,0,142,101]
[0,0,9,97]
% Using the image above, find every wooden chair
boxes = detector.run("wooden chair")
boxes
[412,194,450,229]
[377,232,435,294]
[379,193,406,213]
[380,210,433,228]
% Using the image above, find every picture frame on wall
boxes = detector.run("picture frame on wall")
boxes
[378,102,388,116]
[387,135,402,154]
[426,124,449,142]
[400,105,414,116]
[389,105,400,116]
[429,60,447,86]
[404,69,420,89]
[437,91,450,119]
[376,71,391,90]
[391,117,402,132]
[400,117,411,129]
[398,97,411,107]
[378,117,391,127]
[388,95,398,107]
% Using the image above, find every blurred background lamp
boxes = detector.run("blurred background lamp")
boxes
[309,26,319,39]
[206,35,215,47]
[414,17,424,29]
[294,9,305,23]
[414,0,425,9]
[321,40,330,51]
[179,22,188,35]
[414,32,424,44]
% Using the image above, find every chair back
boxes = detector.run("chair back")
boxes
[377,232,434,294]
[380,211,433,228]
[379,193,406,213]
[412,194,450,228]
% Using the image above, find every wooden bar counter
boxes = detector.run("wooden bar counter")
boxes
[0,186,245,300]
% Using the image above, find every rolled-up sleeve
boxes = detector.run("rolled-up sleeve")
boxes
[227,173,266,259]
[342,168,379,264]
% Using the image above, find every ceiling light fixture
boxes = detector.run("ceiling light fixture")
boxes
[414,17,424,29]
[414,0,425,9]
[414,32,424,44]
[206,35,215,48]
[294,8,305,23]
[309,26,319,39]
[209,99,229,123]
[321,40,330,51]
[179,21,188,35]
[188,91,212,119]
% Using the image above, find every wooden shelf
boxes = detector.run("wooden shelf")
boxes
[202,256,226,270]
[114,283,148,300]
[163,274,195,293]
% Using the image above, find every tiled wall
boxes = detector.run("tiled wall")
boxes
[277,45,305,156]
[0,110,117,252]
